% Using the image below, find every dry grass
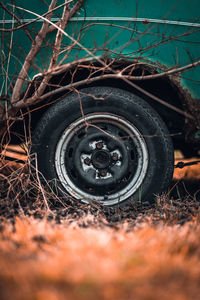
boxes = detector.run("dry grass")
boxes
[0,150,199,300]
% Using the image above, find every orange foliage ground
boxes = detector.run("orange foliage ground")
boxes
[0,152,199,300]
[0,216,200,300]
[174,160,200,180]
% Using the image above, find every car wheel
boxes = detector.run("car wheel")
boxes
[32,87,174,206]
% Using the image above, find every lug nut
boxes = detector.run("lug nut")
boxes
[100,170,107,177]
[112,153,118,161]
[96,142,103,149]
[84,157,91,165]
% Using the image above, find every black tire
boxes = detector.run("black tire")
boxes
[32,87,174,206]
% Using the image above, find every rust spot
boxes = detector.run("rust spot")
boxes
[142,19,150,25]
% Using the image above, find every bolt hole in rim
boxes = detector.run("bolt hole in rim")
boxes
[55,113,149,206]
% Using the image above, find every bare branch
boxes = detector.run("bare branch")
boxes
[31,0,84,100]
[30,1,71,100]
[8,70,194,119]
[0,1,73,32]
[10,0,58,104]
[0,1,33,41]
[47,0,84,33]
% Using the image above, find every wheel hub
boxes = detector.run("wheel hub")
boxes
[92,150,111,169]
[73,132,129,186]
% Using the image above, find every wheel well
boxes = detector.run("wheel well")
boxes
[11,60,188,149]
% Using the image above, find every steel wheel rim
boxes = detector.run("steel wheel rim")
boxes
[55,113,149,205]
